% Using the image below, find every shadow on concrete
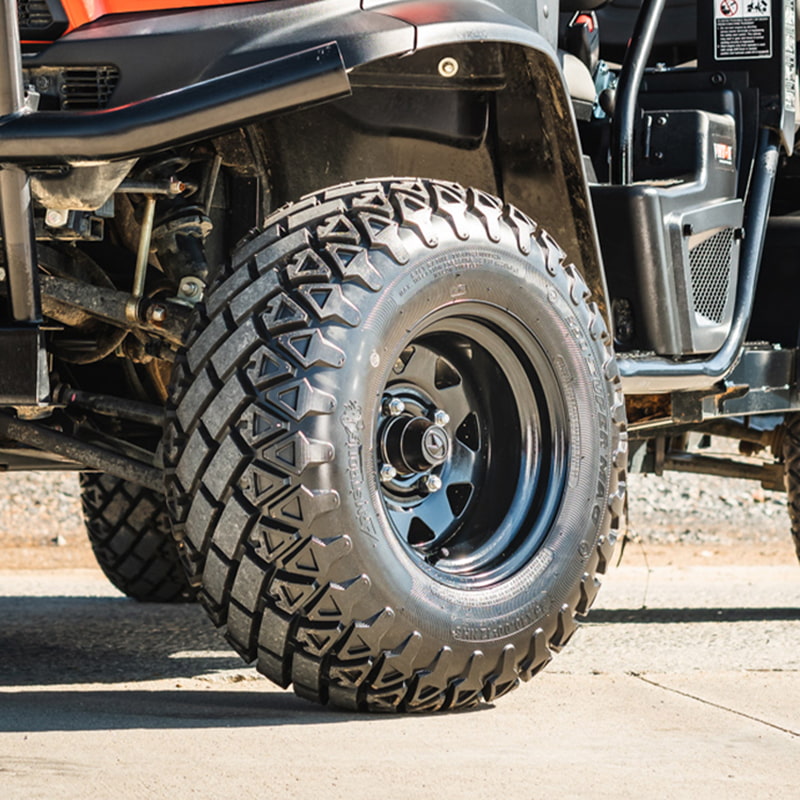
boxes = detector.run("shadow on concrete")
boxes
[0,688,358,732]
[586,607,800,624]
[0,595,239,686]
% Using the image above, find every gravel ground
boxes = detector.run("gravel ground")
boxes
[627,469,788,544]
[0,436,795,567]
[0,471,86,549]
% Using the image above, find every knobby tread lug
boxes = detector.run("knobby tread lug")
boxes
[449,651,487,710]
[186,313,231,375]
[199,371,252,442]
[576,572,602,617]
[402,646,453,713]
[290,651,325,704]
[174,423,214,510]
[200,434,248,502]
[225,604,259,661]
[175,368,220,433]
[205,258,258,318]
[324,241,382,290]
[165,177,627,713]
[257,291,309,335]
[229,270,282,324]
[182,485,221,573]
[482,644,519,703]
[287,198,347,231]
[258,606,292,664]
[198,556,233,624]
[208,320,261,383]
[294,622,342,658]
[518,628,552,682]
[211,492,255,560]
[285,248,332,285]
[297,282,361,327]
[252,229,313,275]
[468,187,504,243]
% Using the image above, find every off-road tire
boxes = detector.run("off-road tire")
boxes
[165,178,627,712]
[80,472,194,602]
[782,415,800,562]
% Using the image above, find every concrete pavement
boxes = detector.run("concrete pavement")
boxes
[0,560,797,800]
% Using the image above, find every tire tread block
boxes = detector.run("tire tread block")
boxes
[80,473,192,603]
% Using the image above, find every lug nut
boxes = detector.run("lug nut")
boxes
[433,409,450,426]
[385,398,405,417]
[422,474,442,493]
[380,464,397,483]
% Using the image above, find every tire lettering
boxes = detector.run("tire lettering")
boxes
[341,400,378,541]
[451,596,552,642]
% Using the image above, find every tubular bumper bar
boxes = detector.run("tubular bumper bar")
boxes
[0,42,350,162]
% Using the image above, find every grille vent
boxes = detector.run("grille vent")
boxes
[18,0,53,29]
[61,67,120,110]
[689,227,734,324]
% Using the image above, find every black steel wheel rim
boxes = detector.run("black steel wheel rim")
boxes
[375,303,569,589]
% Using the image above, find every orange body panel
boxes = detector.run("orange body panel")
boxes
[59,0,266,34]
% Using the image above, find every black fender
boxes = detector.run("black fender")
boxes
[361,1,606,313]
[18,0,605,312]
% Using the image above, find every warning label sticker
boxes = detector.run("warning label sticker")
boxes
[715,0,772,60]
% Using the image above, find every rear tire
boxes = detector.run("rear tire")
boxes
[782,415,800,562]
[80,472,194,602]
[165,178,627,711]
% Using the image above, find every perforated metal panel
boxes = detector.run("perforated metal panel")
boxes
[689,227,734,324]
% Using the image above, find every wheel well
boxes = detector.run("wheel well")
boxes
[253,42,607,317]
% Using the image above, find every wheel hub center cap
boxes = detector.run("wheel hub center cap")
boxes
[422,426,448,463]
[382,415,451,474]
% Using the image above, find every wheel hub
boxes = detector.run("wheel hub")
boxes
[381,414,451,475]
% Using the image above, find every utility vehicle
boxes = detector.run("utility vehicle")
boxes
[0,0,797,711]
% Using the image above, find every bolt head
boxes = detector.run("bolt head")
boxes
[433,409,450,427]
[422,474,442,493]
[380,464,397,483]
[45,208,69,228]
[168,177,187,195]
[385,398,405,417]
[148,304,167,324]
[438,57,459,78]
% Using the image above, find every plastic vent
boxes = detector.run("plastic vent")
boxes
[18,0,53,29]
[689,227,734,324]
[60,66,120,110]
